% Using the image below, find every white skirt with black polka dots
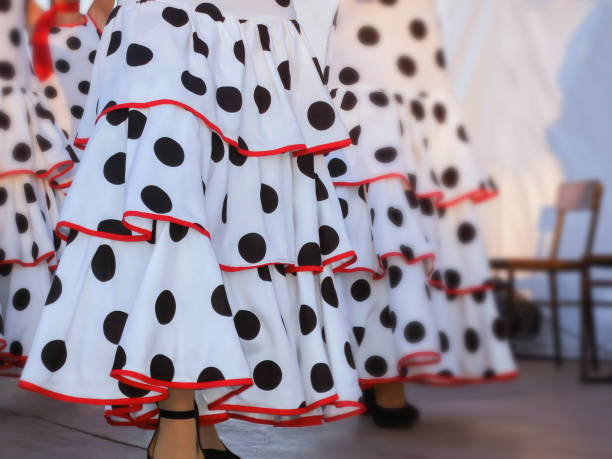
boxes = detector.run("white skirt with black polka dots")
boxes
[41,15,101,145]
[0,89,75,374]
[322,0,517,385]
[20,0,369,427]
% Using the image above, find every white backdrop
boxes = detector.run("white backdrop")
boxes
[437,0,612,359]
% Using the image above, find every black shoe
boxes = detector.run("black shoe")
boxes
[201,446,241,459]
[362,388,420,429]
[147,405,199,459]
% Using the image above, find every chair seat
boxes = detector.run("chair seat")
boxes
[490,258,584,271]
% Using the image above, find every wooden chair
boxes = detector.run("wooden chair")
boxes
[491,180,604,370]
[581,254,612,382]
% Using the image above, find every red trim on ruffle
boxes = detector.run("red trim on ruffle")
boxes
[437,189,499,208]
[111,369,253,392]
[333,173,411,188]
[228,413,323,427]
[429,280,494,296]
[0,251,55,267]
[0,352,27,366]
[337,251,436,280]
[89,100,350,158]
[209,394,338,417]
[0,160,74,189]
[359,369,519,388]
[19,379,166,405]
[397,351,441,368]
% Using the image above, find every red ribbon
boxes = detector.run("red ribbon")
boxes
[32,2,81,81]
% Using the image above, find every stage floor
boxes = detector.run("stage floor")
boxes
[1,361,610,458]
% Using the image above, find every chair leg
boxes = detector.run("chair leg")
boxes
[549,270,562,368]
[506,269,516,340]
[580,268,591,380]
[584,285,600,372]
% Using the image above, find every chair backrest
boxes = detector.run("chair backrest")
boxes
[550,180,603,259]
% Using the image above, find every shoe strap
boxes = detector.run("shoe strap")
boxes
[158,408,196,420]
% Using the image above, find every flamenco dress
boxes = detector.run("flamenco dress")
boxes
[20,0,368,428]
[1,0,76,376]
[323,0,517,386]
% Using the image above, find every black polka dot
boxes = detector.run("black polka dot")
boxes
[9,341,22,356]
[339,67,359,85]
[277,61,291,90]
[433,103,447,123]
[103,311,128,344]
[88,50,97,64]
[198,367,225,383]
[310,363,334,393]
[66,36,81,50]
[457,125,469,142]
[23,183,36,203]
[113,346,126,370]
[210,132,224,162]
[154,137,185,167]
[78,80,90,95]
[257,266,272,282]
[349,125,362,145]
[344,342,356,369]
[188,33,209,60]
[444,270,461,290]
[162,7,189,27]
[150,354,175,381]
[253,86,271,114]
[45,276,62,305]
[216,87,242,112]
[298,242,322,267]
[439,331,450,352]
[126,43,153,66]
[107,31,122,55]
[258,24,271,51]
[195,2,225,21]
[364,356,387,377]
[338,198,349,218]
[41,340,67,372]
[328,158,347,177]
[409,19,427,39]
[15,213,28,233]
[400,245,414,261]
[379,306,397,330]
[31,242,39,260]
[55,59,70,73]
[13,143,31,162]
[97,219,132,236]
[12,288,30,311]
[307,101,335,131]
[374,147,398,163]
[210,285,232,317]
[118,380,149,398]
[321,277,339,307]
[397,55,417,77]
[404,321,426,343]
[141,185,172,214]
[128,110,147,139]
[319,225,339,256]
[351,279,371,302]
[464,328,480,352]
[260,184,278,213]
[358,25,380,45]
[387,207,403,226]
[315,177,329,201]
[340,91,357,111]
[436,49,446,68]
[353,326,365,345]
[91,245,116,282]
[299,305,317,335]
[369,91,389,107]
[253,360,282,391]
[457,222,477,244]
[389,265,402,288]
[234,310,261,340]
[103,152,126,185]
[181,70,206,95]
[155,290,176,325]
[0,61,15,80]
[169,223,189,242]
[238,233,267,263]
[493,318,507,340]
[106,108,129,126]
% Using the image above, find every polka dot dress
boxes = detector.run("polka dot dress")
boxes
[323,0,517,385]
[0,0,76,374]
[38,13,101,145]
[20,0,366,428]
